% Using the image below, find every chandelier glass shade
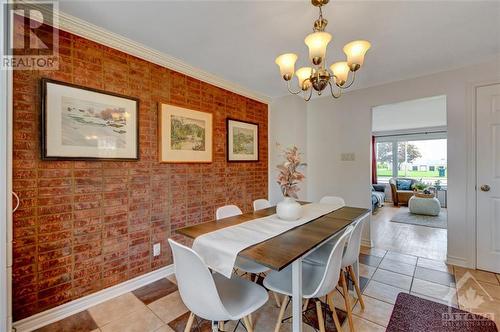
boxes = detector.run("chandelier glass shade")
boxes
[275,0,371,101]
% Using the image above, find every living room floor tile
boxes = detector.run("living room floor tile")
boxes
[414,266,456,287]
[363,280,408,304]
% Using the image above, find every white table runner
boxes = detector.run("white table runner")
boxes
[192,202,344,277]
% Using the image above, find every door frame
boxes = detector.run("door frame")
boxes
[471,81,500,270]
[1,0,13,328]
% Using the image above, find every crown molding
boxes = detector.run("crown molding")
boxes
[17,1,271,104]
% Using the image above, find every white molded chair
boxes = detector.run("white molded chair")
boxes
[168,239,268,332]
[319,196,346,206]
[253,199,272,211]
[216,205,269,275]
[264,226,353,332]
[303,217,367,332]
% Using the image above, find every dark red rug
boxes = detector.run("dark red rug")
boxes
[386,293,498,332]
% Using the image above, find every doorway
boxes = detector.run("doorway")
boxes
[370,96,448,261]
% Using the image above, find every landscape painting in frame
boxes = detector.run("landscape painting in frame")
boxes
[227,119,259,161]
[41,79,139,160]
[159,103,213,163]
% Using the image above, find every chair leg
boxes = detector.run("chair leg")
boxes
[273,292,282,308]
[327,295,343,332]
[315,300,326,332]
[274,295,289,332]
[211,321,218,332]
[218,321,225,331]
[243,316,254,332]
[302,298,309,311]
[340,268,355,332]
[348,265,365,310]
[184,312,195,332]
[248,314,253,328]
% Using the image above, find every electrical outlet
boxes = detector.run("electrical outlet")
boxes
[341,153,356,161]
[153,243,161,257]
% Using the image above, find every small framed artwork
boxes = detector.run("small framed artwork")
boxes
[227,118,259,161]
[41,78,139,160]
[158,103,213,163]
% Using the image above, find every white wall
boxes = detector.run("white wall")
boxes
[268,95,308,204]
[306,56,500,268]
[372,95,447,132]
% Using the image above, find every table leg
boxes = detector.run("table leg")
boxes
[292,258,303,332]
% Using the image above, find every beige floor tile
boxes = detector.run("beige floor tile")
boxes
[359,263,376,279]
[342,315,386,332]
[329,288,357,311]
[363,280,407,304]
[100,306,163,332]
[379,258,416,276]
[384,251,417,265]
[411,278,458,306]
[417,257,453,273]
[372,268,413,291]
[454,266,499,285]
[360,246,387,258]
[88,293,147,327]
[154,325,176,332]
[352,295,394,327]
[457,277,500,305]
[148,291,189,324]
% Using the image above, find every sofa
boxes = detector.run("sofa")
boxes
[389,178,417,206]
[371,184,386,211]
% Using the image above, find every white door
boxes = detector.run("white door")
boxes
[477,84,500,273]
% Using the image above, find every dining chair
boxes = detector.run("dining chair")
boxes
[168,239,268,332]
[302,217,367,332]
[263,226,353,332]
[319,196,346,206]
[216,204,282,309]
[253,198,272,211]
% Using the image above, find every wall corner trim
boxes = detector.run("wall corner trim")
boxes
[19,1,271,104]
[12,265,174,332]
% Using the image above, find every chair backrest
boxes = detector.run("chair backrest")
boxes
[253,199,271,211]
[342,217,367,268]
[319,196,346,207]
[216,205,242,220]
[308,226,353,298]
[168,239,230,321]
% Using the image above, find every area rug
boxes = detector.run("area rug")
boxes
[386,293,498,332]
[391,209,447,229]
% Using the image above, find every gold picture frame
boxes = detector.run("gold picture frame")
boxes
[158,103,213,163]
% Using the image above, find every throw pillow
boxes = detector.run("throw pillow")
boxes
[396,179,412,190]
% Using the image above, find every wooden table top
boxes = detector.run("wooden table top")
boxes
[176,204,370,271]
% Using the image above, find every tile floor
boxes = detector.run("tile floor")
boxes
[33,248,500,332]
[371,204,448,260]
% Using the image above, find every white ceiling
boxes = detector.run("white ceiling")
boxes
[59,0,500,99]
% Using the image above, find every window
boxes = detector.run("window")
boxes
[375,133,447,187]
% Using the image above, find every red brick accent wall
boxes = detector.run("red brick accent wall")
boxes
[12,24,268,320]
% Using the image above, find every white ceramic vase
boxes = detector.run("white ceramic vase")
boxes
[276,197,302,221]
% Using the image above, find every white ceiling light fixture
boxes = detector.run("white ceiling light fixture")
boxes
[275,0,371,101]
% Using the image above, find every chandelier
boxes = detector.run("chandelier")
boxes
[275,0,371,101]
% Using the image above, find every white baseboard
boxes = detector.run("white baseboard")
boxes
[361,238,373,248]
[446,255,471,269]
[13,265,174,332]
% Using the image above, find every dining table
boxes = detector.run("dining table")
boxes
[177,202,370,332]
